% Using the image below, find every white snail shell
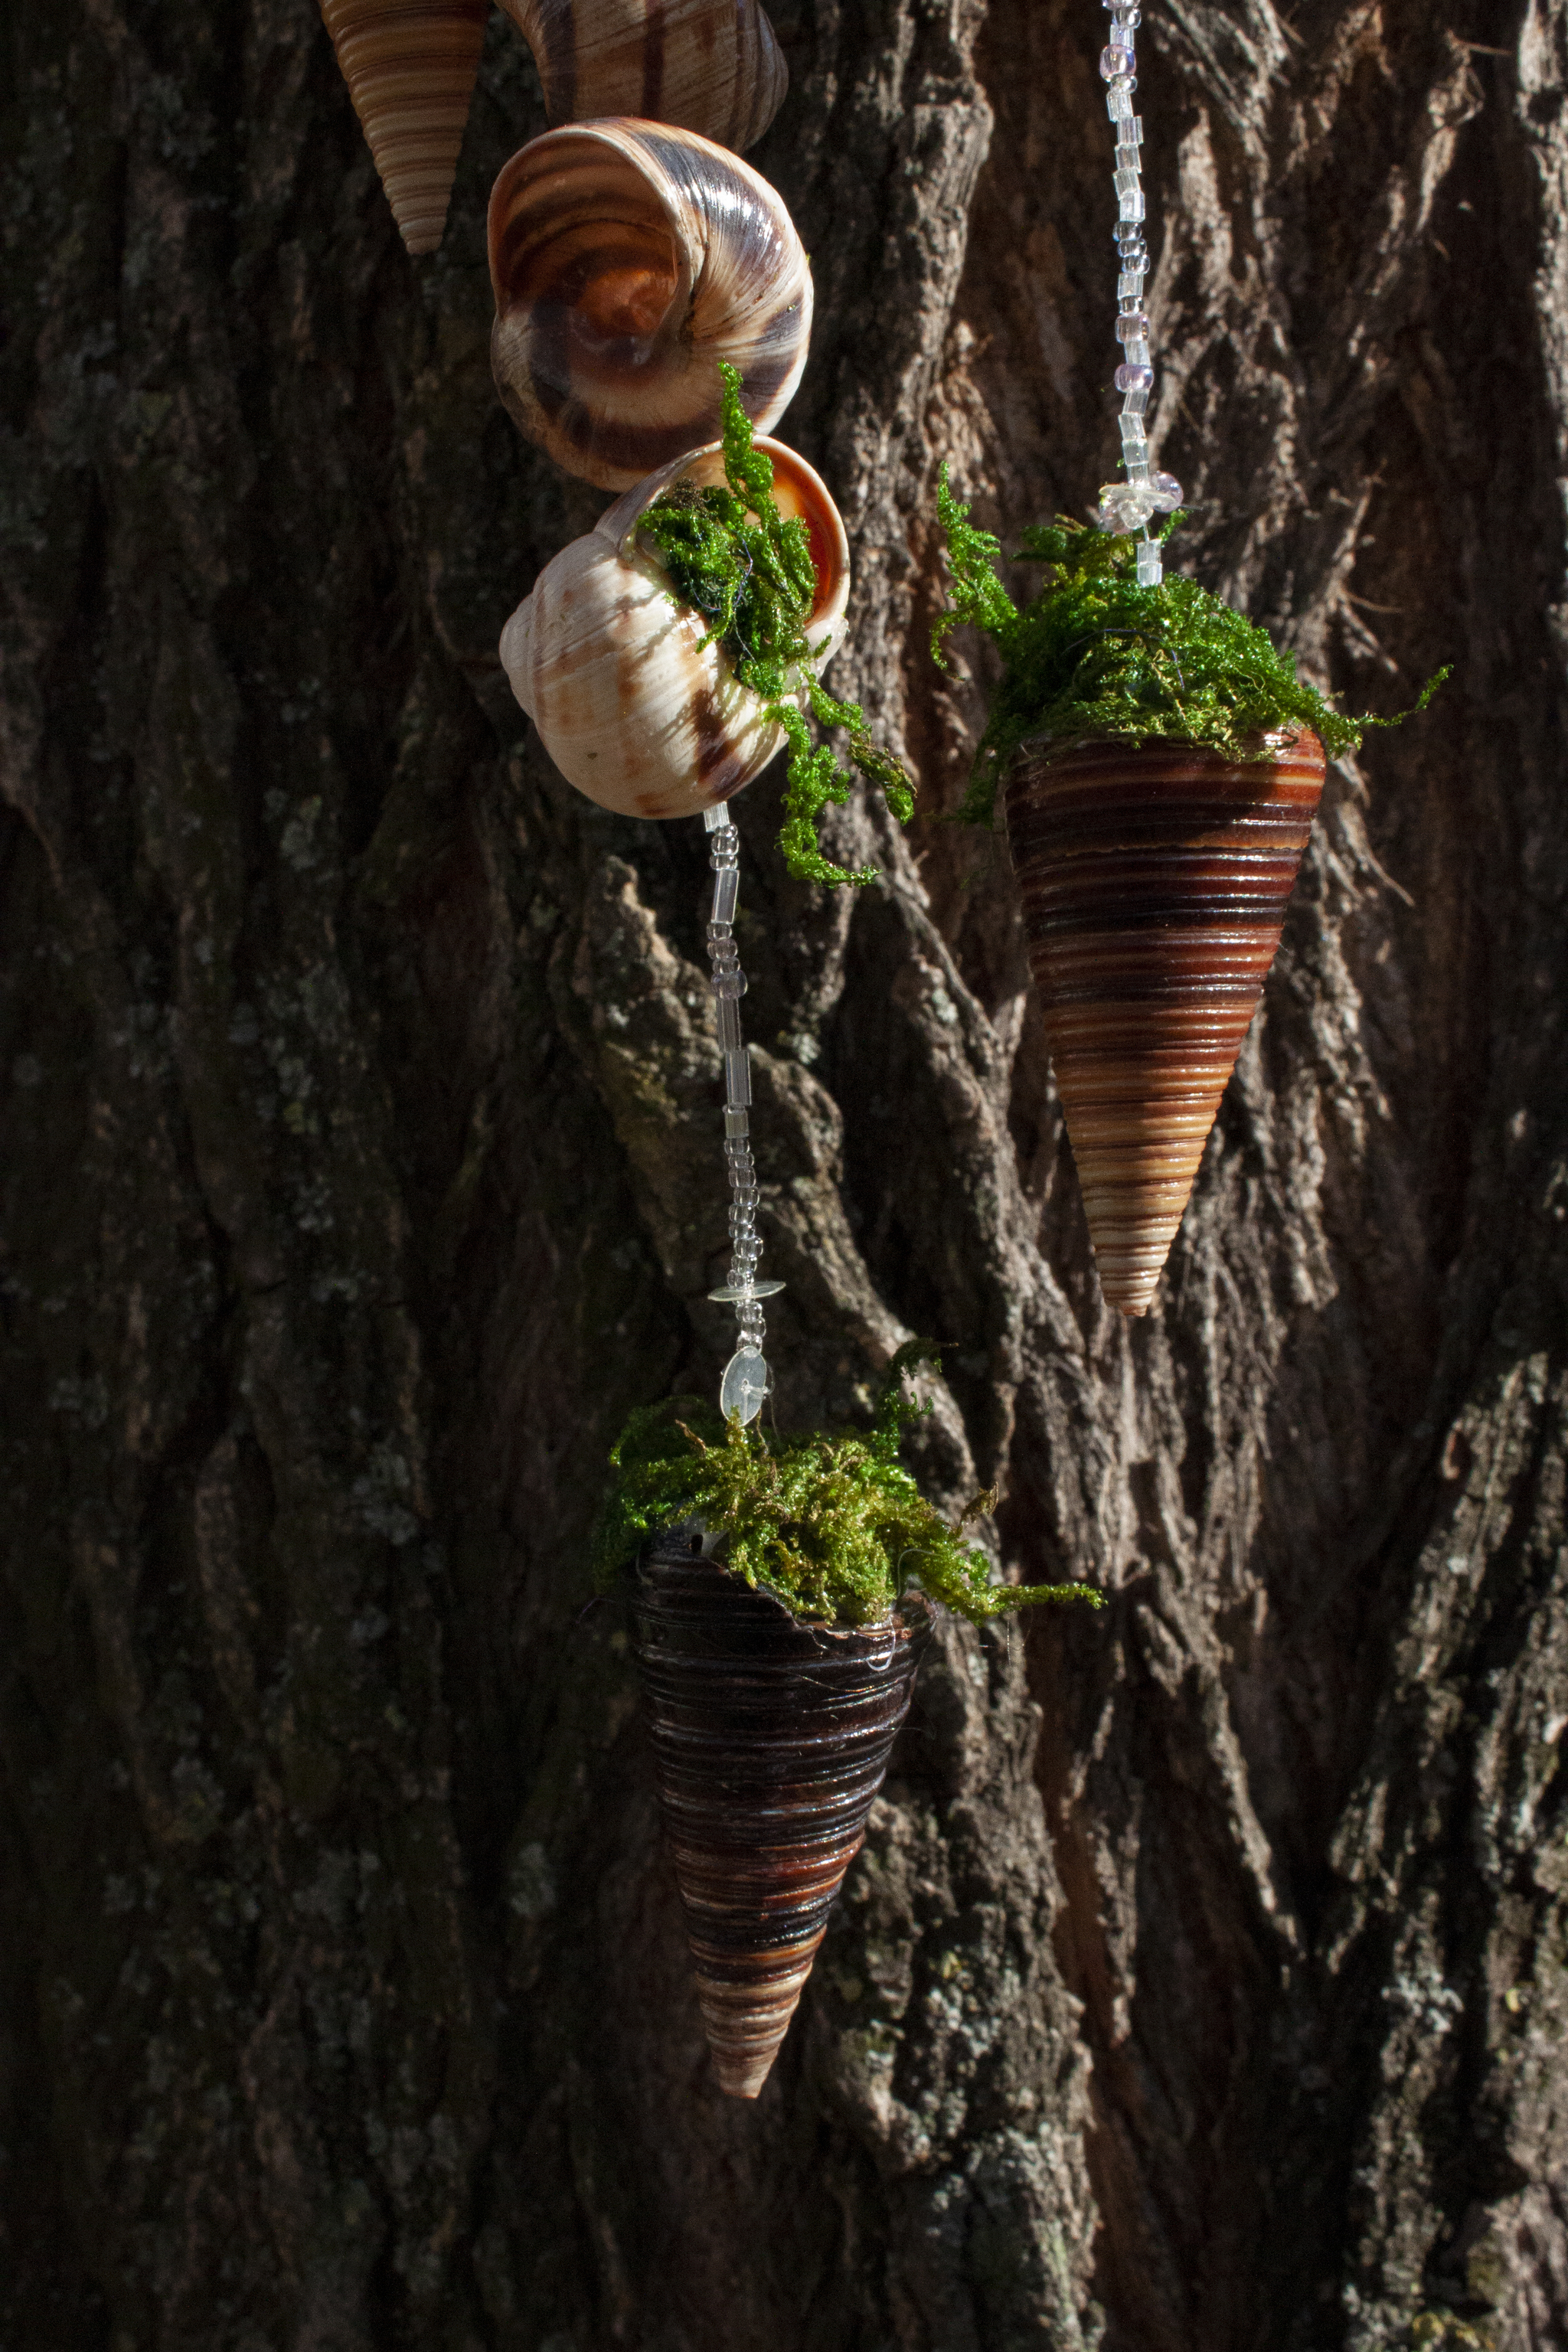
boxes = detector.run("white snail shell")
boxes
[497,0,787,152]
[488,121,812,492]
[320,0,490,256]
[500,437,851,820]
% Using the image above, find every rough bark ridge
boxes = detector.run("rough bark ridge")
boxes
[0,2,1563,2348]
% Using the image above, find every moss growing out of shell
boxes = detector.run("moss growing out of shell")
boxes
[933,472,1448,825]
[593,1342,1103,1628]
[638,363,914,887]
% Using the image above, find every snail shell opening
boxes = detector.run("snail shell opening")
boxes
[488,121,812,492]
[500,436,851,822]
[497,0,787,153]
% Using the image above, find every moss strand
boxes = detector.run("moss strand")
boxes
[638,365,915,886]
[933,472,1447,825]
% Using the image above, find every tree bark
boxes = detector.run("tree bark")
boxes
[2,2,1565,2347]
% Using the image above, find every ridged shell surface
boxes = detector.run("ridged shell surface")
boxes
[498,0,787,152]
[321,0,488,256]
[1004,730,1326,1318]
[488,121,812,490]
[499,434,850,818]
[633,1534,919,2099]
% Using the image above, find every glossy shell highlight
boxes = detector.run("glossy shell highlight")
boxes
[488,120,812,491]
[1004,729,1326,1317]
[633,1532,920,2099]
[498,0,786,152]
[321,0,489,256]
[499,436,851,819]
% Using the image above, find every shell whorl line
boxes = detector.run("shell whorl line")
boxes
[322,0,786,260]
[488,121,812,492]
[320,0,490,257]
[1004,729,1326,1318]
[634,1534,920,2099]
[498,434,850,818]
[499,0,786,155]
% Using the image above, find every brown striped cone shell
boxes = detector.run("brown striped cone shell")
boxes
[1004,729,1326,1318]
[320,0,489,257]
[633,1530,920,2099]
[488,120,812,490]
[498,0,787,152]
[498,434,850,818]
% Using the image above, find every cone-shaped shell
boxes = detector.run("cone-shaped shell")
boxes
[321,0,488,256]
[499,434,850,818]
[1005,729,1326,1317]
[498,0,786,152]
[633,1532,920,2099]
[488,120,812,490]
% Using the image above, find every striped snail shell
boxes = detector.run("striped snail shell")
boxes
[488,121,812,491]
[633,1530,920,2099]
[320,0,490,256]
[1005,729,1327,1318]
[500,435,849,819]
[498,0,787,152]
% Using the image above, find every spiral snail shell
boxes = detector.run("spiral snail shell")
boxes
[498,0,787,152]
[1004,728,1327,1316]
[488,121,812,491]
[320,0,491,256]
[322,0,786,260]
[500,436,850,818]
[634,1531,920,2099]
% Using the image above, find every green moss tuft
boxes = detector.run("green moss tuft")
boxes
[932,472,1448,825]
[638,364,914,887]
[592,1341,1104,1628]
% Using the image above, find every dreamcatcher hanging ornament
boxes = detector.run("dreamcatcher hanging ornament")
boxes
[320,0,1099,2104]
[933,0,1443,1319]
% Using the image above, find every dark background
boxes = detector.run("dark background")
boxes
[2,2,1564,2347]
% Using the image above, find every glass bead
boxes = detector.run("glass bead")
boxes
[710,865,738,924]
[724,1049,751,1106]
[1135,542,1163,586]
[1098,482,1155,534]
[1127,115,1145,142]
[720,1348,769,1426]
[724,1108,749,1138]
[1149,472,1184,511]
[1119,188,1146,220]
[1115,141,1142,170]
[1121,335,1149,366]
[702,803,729,831]
[1116,361,1153,392]
[1099,46,1132,79]
[1118,273,1145,302]
[1115,310,1149,342]
[1106,83,1134,119]
[717,997,743,1050]
[1121,386,1148,416]
[1113,168,1141,198]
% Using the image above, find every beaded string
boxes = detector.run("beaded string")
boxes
[702,803,782,1424]
[1096,0,1183,580]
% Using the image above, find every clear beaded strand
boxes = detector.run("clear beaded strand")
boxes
[1096,0,1182,583]
[701,804,783,1425]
